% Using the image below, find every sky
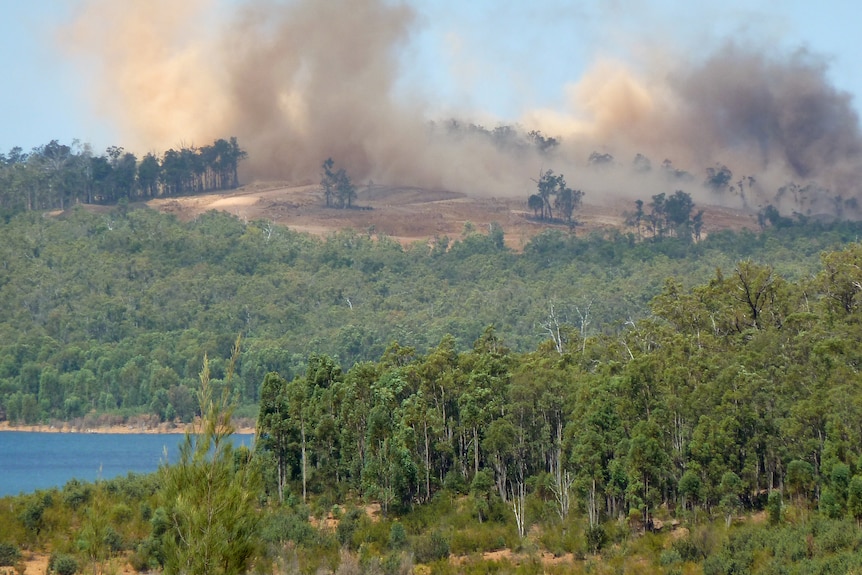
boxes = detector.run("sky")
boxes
[2,0,860,155]
[2,0,862,216]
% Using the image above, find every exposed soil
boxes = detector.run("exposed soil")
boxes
[18,552,136,575]
[146,182,759,250]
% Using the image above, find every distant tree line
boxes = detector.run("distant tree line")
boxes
[431,120,560,155]
[0,137,246,218]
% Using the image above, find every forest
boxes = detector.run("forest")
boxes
[2,136,862,573]
[1,197,861,426]
[2,231,862,573]
[0,138,245,216]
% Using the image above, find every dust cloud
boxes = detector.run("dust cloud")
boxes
[63,0,862,216]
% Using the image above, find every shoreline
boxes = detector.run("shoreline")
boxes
[0,421,256,435]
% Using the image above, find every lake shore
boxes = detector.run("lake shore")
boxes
[0,421,256,435]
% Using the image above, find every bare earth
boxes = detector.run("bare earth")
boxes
[147,181,759,249]
[0,421,256,435]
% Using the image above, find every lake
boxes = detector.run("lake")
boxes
[0,432,254,497]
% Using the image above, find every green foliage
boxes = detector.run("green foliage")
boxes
[413,529,450,563]
[388,522,407,549]
[260,509,323,548]
[19,499,45,539]
[7,171,862,574]
[767,491,783,525]
[0,543,20,567]
[336,508,367,550]
[49,553,78,575]
[157,341,262,575]
[847,475,862,522]
[0,205,860,427]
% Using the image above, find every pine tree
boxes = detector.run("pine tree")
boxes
[159,337,261,575]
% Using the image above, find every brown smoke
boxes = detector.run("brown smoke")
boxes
[526,43,862,212]
[63,0,543,195]
[62,0,862,213]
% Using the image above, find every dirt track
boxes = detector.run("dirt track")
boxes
[147,182,759,249]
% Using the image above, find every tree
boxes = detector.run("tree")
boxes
[705,164,733,193]
[849,476,862,524]
[646,193,666,238]
[732,260,783,331]
[664,190,695,238]
[528,194,544,218]
[554,186,584,227]
[817,244,862,314]
[320,158,356,209]
[626,199,645,239]
[256,372,291,503]
[626,420,669,530]
[138,153,161,198]
[718,471,743,527]
[158,338,261,575]
[536,169,561,220]
[286,374,311,502]
[533,169,582,223]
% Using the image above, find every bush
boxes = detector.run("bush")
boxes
[702,551,734,575]
[261,510,318,547]
[389,522,407,549]
[767,491,783,525]
[413,529,450,563]
[0,542,20,567]
[50,553,78,575]
[443,470,467,494]
[672,533,707,562]
[104,526,124,553]
[62,480,91,509]
[336,509,366,550]
[659,548,681,566]
[585,525,605,553]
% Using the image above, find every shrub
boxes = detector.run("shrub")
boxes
[767,490,783,525]
[62,480,91,509]
[104,527,124,553]
[672,533,707,562]
[388,522,407,549]
[261,510,317,547]
[659,548,681,566]
[0,542,20,567]
[585,525,605,553]
[336,509,365,550]
[702,551,734,575]
[50,553,78,575]
[413,530,450,563]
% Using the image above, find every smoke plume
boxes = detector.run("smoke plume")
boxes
[63,0,862,214]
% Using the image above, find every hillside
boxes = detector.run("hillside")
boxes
[146,182,758,248]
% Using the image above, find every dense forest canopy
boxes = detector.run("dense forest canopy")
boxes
[3,134,862,573]
[1,198,862,426]
[3,232,862,573]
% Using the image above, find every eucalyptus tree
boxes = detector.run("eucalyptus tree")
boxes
[256,372,291,503]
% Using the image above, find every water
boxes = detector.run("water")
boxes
[0,432,254,497]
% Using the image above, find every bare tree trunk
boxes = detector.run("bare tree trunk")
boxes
[424,419,431,502]
[301,422,307,502]
[549,421,574,522]
[511,477,527,539]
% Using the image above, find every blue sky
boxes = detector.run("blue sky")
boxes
[2,0,860,155]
